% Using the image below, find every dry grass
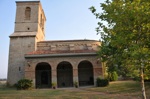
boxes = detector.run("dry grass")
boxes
[0,81,149,99]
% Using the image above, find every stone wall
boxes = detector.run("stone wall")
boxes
[37,40,100,51]
[7,37,36,85]
[7,1,46,85]
[25,55,102,87]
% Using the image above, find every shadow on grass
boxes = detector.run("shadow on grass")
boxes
[81,81,142,94]
[0,81,150,99]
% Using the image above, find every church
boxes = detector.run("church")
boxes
[7,1,102,88]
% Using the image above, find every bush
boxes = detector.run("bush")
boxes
[15,79,32,90]
[96,77,109,87]
[51,82,57,89]
[133,76,140,81]
[108,71,118,81]
[74,81,78,88]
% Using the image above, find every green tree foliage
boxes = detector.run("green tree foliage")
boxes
[108,71,118,81]
[90,0,150,99]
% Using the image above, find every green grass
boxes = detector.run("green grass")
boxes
[0,81,150,99]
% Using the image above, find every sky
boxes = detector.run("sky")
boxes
[0,0,105,79]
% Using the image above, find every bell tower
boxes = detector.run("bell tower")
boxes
[7,1,46,85]
[14,1,46,41]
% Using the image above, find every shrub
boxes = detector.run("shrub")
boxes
[74,81,78,88]
[108,71,118,81]
[133,76,140,81]
[51,82,57,89]
[96,77,109,87]
[15,79,32,90]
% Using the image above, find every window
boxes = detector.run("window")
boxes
[40,14,42,26]
[25,7,31,20]
[40,14,44,31]
[19,67,21,71]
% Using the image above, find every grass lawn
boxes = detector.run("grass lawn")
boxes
[0,81,150,99]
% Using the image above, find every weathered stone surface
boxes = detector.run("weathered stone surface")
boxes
[7,1,46,85]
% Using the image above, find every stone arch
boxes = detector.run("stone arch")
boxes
[78,60,94,86]
[57,61,73,88]
[35,62,51,88]
[25,7,31,20]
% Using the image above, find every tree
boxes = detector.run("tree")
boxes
[90,0,150,99]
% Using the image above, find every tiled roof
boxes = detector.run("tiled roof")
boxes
[26,50,97,55]
[38,39,99,43]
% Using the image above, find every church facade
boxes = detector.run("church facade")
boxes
[7,1,103,88]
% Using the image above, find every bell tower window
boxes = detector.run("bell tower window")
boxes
[40,14,42,26]
[40,14,44,31]
[25,7,31,20]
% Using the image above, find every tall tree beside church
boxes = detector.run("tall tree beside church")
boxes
[90,0,150,99]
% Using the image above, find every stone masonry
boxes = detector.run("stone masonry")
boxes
[7,1,103,88]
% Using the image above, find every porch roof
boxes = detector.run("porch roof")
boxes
[25,50,98,58]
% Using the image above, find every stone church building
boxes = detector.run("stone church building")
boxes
[7,1,102,88]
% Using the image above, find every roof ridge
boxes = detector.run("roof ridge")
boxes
[38,39,99,43]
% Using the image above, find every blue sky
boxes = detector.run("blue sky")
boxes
[0,0,104,78]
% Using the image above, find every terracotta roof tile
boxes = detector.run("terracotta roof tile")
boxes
[26,50,97,55]
[38,39,99,43]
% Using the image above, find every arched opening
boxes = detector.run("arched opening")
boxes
[40,14,42,26]
[35,62,51,88]
[25,7,31,20]
[57,61,73,88]
[78,60,94,86]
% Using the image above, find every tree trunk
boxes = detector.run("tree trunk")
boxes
[140,65,147,99]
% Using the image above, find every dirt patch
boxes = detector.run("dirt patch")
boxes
[0,81,6,86]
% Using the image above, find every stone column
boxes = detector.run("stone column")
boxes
[51,66,57,87]
[25,61,36,87]
[73,66,79,87]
